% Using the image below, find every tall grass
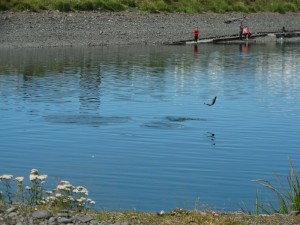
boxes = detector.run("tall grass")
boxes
[0,0,299,13]
[253,158,300,214]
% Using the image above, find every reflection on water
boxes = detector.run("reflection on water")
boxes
[0,43,300,212]
[45,115,131,126]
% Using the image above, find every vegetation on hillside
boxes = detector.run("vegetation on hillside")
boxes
[0,0,300,13]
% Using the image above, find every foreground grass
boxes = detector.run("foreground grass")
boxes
[90,210,300,225]
[0,0,300,13]
[8,204,300,225]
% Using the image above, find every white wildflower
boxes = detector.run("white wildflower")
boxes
[60,180,70,185]
[25,186,31,190]
[45,191,52,195]
[30,169,39,175]
[87,198,95,204]
[37,175,47,181]
[57,185,65,190]
[75,186,88,195]
[13,176,24,183]
[29,174,38,181]
[47,196,56,201]
[77,197,86,202]
[0,174,13,180]
[57,184,72,191]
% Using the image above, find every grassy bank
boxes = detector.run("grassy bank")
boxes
[1,160,300,224]
[0,0,300,13]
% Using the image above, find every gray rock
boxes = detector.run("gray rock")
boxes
[48,216,56,223]
[6,206,16,213]
[8,211,18,218]
[57,213,69,217]
[73,215,93,223]
[32,210,53,219]
[57,217,73,223]
[90,219,100,225]
[289,210,300,216]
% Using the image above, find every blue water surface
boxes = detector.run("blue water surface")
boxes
[0,43,300,212]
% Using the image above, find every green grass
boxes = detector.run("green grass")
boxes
[0,0,300,13]
[253,158,300,214]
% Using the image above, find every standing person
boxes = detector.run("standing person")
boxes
[194,28,199,42]
[239,21,244,40]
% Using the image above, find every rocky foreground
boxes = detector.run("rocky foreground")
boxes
[0,203,121,225]
[2,203,300,225]
[1,10,300,48]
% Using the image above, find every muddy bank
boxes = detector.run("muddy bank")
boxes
[1,10,300,48]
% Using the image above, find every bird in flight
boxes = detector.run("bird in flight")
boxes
[204,96,217,106]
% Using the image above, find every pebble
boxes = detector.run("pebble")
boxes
[0,203,129,225]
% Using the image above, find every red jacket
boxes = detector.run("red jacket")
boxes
[194,29,199,37]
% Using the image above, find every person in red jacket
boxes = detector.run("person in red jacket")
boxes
[194,28,199,42]
[242,26,251,40]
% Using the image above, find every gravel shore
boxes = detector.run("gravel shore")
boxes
[1,10,300,48]
[1,203,300,225]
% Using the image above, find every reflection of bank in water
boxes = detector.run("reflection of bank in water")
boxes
[79,65,102,111]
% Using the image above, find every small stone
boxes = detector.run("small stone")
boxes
[159,210,165,215]
[120,222,130,225]
[73,215,93,223]
[90,219,100,225]
[57,217,73,223]
[48,216,56,223]
[6,206,16,213]
[32,210,53,219]
[57,213,69,217]
[289,210,300,216]
[8,212,18,218]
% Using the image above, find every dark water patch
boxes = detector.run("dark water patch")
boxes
[142,116,205,129]
[165,116,206,122]
[45,115,131,126]
[143,121,185,129]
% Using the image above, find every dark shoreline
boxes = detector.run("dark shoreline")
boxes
[1,11,300,48]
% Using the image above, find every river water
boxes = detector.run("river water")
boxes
[0,43,300,212]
